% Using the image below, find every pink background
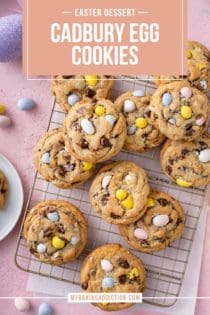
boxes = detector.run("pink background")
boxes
[0,0,210,314]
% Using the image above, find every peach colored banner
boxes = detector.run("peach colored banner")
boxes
[23,0,187,76]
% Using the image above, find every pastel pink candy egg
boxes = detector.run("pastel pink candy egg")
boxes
[134,228,148,240]
[196,116,205,126]
[180,87,192,98]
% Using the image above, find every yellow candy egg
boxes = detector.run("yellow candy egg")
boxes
[176,178,192,188]
[199,63,206,71]
[115,189,128,201]
[135,117,148,129]
[0,104,6,115]
[85,75,98,86]
[181,105,192,119]
[95,105,105,116]
[121,195,133,209]
[187,50,192,59]
[52,236,65,249]
[128,267,140,279]
[82,161,93,171]
[147,198,155,208]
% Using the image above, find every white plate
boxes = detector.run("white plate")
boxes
[0,154,24,240]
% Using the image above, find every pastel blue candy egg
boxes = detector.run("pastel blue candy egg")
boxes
[162,93,172,106]
[47,211,59,222]
[70,236,79,245]
[133,89,145,97]
[102,277,115,289]
[17,98,36,111]
[38,303,53,315]
[68,93,81,106]
[41,152,50,164]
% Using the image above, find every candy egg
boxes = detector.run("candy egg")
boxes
[162,92,172,106]
[17,98,36,111]
[0,104,6,114]
[127,124,137,135]
[101,259,113,272]
[123,100,135,112]
[133,89,145,97]
[135,117,148,129]
[70,236,79,245]
[199,80,208,90]
[81,119,95,135]
[95,105,105,116]
[121,195,133,209]
[153,214,169,227]
[147,198,155,208]
[168,118,176,125]
[41,152,51,164]
[82,161,93,171]
[134,228,148,240]
[198,149,210,163]
[102,175,112,189]
[102,277,115,289]
[37,243,47,253]
[14,298,30,312]
[199,63,206,71]
[68,93,81,106]
[38,303,53,315]
[105,114,116,127]
[176,178,192,187]
[128,268,140,279]
[115,189,128,201]
[196,116,205,126]
[187,50,192,59]
[51,236,65,249]
[0,115,11,128]
[181,105,192,119]
[47,211,59,222]
[85,75,98,86]
[180,87,192,98]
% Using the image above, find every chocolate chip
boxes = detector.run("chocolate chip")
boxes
[199,141,208,151]
[185,123,193,136]
[176,218,182,225]
[43,227,53,237]
[101,194,110,206]
[86,88,96,98]
[145,110,151,118]
[72,120,80,131]
[119,259,130,269]
[169,217,173,223]
[57,224,65,234]
[104,75,111,78]
[81,139,89,149]
[91,98,98,104]
[62,75,74,79]
[58,166,67,177]
[158,198,169,206]
[169,159,174,165]
[62,152,71,161]
[141,240,149,246]
[166,165,172,175]
[1,188,6,193]
[100,136,111,147]
[30,247,36,254]
[110,212,122,219]
[81,282,88,290]
[181,149,189,158]
[118,274,127,284]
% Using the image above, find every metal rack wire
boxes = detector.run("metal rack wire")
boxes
[15,76,208,307]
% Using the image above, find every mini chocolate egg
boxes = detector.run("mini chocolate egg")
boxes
[176,178,192,187]
[153,214,169,227]
[47,211,59,222]
[17,98,36,111]
[162,93,172,106]
[127,124,136,135]
[135,117,148,129]
[123,100,135,112]
[168,118,176,125]
[68,93,81,106]
[133,89,145,97]
[0,104,6,114]
[198,149,210,163]
[180,87,192,98]
[41,152,50,164]
[14,297,30,312]
[121,195,133,209]
[134,228,148,240]
[102,175,112,189]
[105,114,116,127]
[101,259,113,272]
[81,119,95,135]
[196,116,205,126]
[0,115,11,128]
[38,303,53,315]
[52,236,65,249]
[102,276,115,289]
[37,243,47,253]
[199,80,208,90]
[70,236,79,245]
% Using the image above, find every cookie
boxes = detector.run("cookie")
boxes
[114,91,165,152]
[64,99,127,163]
[80,243,146,311]
[34,128,95,189]
[23,200,88,265]
[52,75,114,112]
[160,134,210,187]
[150,81,209,141]
[0,170,8,208]
[119,191,185,253]
[89,161,150,225]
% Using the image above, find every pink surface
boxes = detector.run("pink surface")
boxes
[0,0,210,314]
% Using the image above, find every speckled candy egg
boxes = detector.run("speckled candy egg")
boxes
[14,297,30,312]
[17,98,36,111]
[0,116,12,128]
[38,303,53,315]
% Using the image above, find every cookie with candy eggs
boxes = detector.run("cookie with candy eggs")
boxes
[0,170,8,208]
[23,200,88,265]
[63,98,127,163]
[34,128,95,189]
[150,81,209,141]
[114,90,165,152]
[160,134,210,188]
[52,75,114,113]
[119,191,185,253]
[80,243,146,311]
[89,161,150,225]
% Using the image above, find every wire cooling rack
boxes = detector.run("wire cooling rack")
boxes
[15,76,209,307]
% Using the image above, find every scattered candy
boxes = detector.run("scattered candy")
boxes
[85,75,98,86]
[198,149,210,163]
[147,198,155,208]
[95,105,106,116]
[102,175,112,189]
[70,236,79,245]
[0,104,6,114]
[181,105,192,119]
[102,276,115,289]
[51,236,65,249]
[47,211,59,222]
[162,92,172,106]
[37,243,47,253]
[82,161,93,171]
[105,114,116,127]
[115,189,128,201]
[127,124,137,135]
[124,173,136,183]
[180,87,192,98]
[81,119,95,135]
[168,118,176,125]
[101,259,113,272]
[153,214,169,227]
[199,63,206,71]
[0,115,11,128]
[38,303,53,315]
[187,50,192,59]
[135,117,148,129]
[199,80,208,90]
[134,228,148,240]
[17,98,36,111]
[123,100,135,112]
[128,268,140,280]
[41,152,51,164]
[176,178,192,187]
[121,195,133,209]
[68,93,81,106]
[133,89,145,97]
[14,297,30,312]
[196,116,205,126]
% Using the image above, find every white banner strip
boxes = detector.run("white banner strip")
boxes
[68,293,142,303]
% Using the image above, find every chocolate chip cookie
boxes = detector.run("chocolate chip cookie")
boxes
[80,243,146,311]
[114,91,165,152]
[89,161,150,225]
[119,191,185,253]
[150,81,209,141]
[160,134,210,187]
[64,99,127,163]
[23,200,88,265]
[34,128,95,189]
[0,170,8,208]
[52,75,114,112]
